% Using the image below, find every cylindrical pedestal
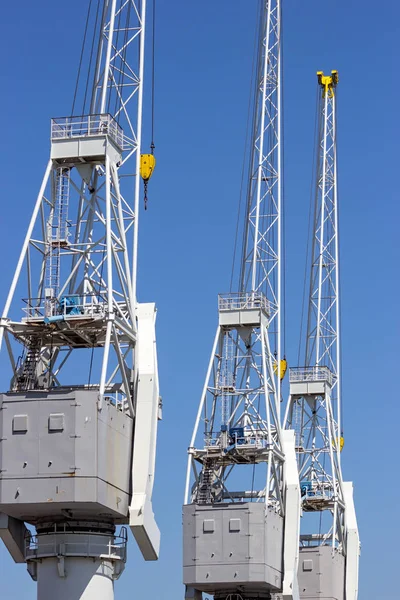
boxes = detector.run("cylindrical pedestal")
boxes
[26,524,127,600]
[37,556,115,600]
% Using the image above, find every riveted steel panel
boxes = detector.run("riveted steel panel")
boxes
[0,390,133,524]
[297,546,345,600]
[183,502,283,596]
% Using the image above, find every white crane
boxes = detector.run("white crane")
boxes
[0,1,160,599]
[284,71,360,600]
[183,2,300,599]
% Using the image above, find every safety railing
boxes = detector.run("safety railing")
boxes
[205,428,269,450]
[51,114,126,150]
[300,480,334,500]
[289,366,333,386]
[22,294,107,320]
[25,529,127,561]
[218,292,270,315]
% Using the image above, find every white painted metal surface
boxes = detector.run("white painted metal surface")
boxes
[130,302,161,560]
[184,3,300,598]
[343,482,360,600]
[0,0,149,409]
[283,72,359,598]
[0,1,161,598]
[281,430,301,600]
[284,73,345,550]
[26,530,126,600]
[185,0,285,514]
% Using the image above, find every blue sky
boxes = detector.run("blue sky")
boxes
[0,1,399,598]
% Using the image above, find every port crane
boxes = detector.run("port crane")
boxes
[283,71,360,600]
[0,1,160,599]
[183,2,300,599]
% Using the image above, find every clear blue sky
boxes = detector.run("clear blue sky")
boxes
[0,1,399,598]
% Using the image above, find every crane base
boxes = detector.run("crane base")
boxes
[0,389,133,524]
[298,546,344,600]
[183,503,283,596]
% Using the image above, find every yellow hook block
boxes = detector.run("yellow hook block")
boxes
[273,358,288,381]
[140,154,156,182]
[332,436,345,452]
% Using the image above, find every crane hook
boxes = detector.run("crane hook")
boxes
[140,153,156,211]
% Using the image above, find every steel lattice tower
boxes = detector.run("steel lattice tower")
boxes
[0,2,161,599]
[284,71,360,600]
[183,3,300,599]
[286,71,344,544]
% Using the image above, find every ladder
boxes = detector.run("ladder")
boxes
[16,339,41,391]
[197,459,214,505]
[45,168,70,316]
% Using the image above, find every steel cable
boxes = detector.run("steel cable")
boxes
[150,0,156,151]
[297,84,320,366]
[83,0,101,114]
[230,0,262,292]
[72,0,93,115]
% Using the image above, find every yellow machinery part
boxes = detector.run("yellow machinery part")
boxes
[273,358,288,381]
[332,436,345,452]
[140,154,156,182]
[316,69,338,98]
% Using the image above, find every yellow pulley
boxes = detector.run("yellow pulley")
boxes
[140,154,156,210]
[273,358,288,381]
[140,154,156,181]
[332,436,345,452]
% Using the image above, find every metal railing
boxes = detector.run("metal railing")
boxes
[205,428,269,450]
[25,529,127,562]
[218,292,270,315]
[22,294,107,320]
[51,114,126,150]
[289,366,334,386]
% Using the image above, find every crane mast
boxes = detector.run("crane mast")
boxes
[183,3,300,600]
[0,2,161,599]
[284,71,359,600]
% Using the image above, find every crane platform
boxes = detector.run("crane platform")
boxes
[2,296,135,349]
[50,114,127,165]
[289,366,333,396]
[218,293,270,328]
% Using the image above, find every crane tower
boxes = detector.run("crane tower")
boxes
[0,1,161,599]
[183,2,300,599]
[284,71,360,600]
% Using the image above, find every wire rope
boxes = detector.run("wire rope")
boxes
[230,0,262,292]
[239,1,264,294]
[108,1,123,115]
[333,88,344,435]
[83,0,101,114]
[72,0,93,115]
[150,0,156,151]
[113,0,132,122]
[280,0,286,356]
[297,84,320,367]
